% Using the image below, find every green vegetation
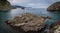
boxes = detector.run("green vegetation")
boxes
[0,0,7,5]
[0,0,12,10]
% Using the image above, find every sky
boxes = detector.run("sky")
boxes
[8,0,60,8]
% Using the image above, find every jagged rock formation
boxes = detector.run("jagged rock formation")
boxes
[50,21,60,33]
[0,0,13,11]
[5,13,51,33]
[47,1,60,12]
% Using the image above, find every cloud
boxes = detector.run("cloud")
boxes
[27,3,48,8]
[8,0,60,8]
[8,0,30,5]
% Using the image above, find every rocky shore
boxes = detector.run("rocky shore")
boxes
[47,1,60,12]
[5,13,51,33]
[50,21,60,33]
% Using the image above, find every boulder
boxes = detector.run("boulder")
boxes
[47,1,60,12]
[5,13,51,33]
[50,21,60,33]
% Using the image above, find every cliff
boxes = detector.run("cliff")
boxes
[47,1,60,12]
[0,0,13,11]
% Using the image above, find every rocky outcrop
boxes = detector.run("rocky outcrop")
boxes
[50,21,60,33]
[5,13,51,33]
[47,1,60,12]
[0,0,13,11]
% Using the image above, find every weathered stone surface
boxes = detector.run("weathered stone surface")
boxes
[47,1,60,12]
[5,13,51,32]
[50,21,60,33]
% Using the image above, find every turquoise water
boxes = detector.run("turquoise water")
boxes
[0,8,60,33]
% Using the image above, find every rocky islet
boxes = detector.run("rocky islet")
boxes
[5,13,51,33]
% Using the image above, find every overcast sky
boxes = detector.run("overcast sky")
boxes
[8,0,60,8]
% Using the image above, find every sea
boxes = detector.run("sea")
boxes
[0,8,60,33]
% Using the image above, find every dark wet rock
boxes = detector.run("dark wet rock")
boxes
[0,0,14,11]
[47,1,60,12]
[5,13,51,33]
[50,21,60,33]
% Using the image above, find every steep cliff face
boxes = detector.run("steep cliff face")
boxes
[47,1,60,12]
[0,0,13,11]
